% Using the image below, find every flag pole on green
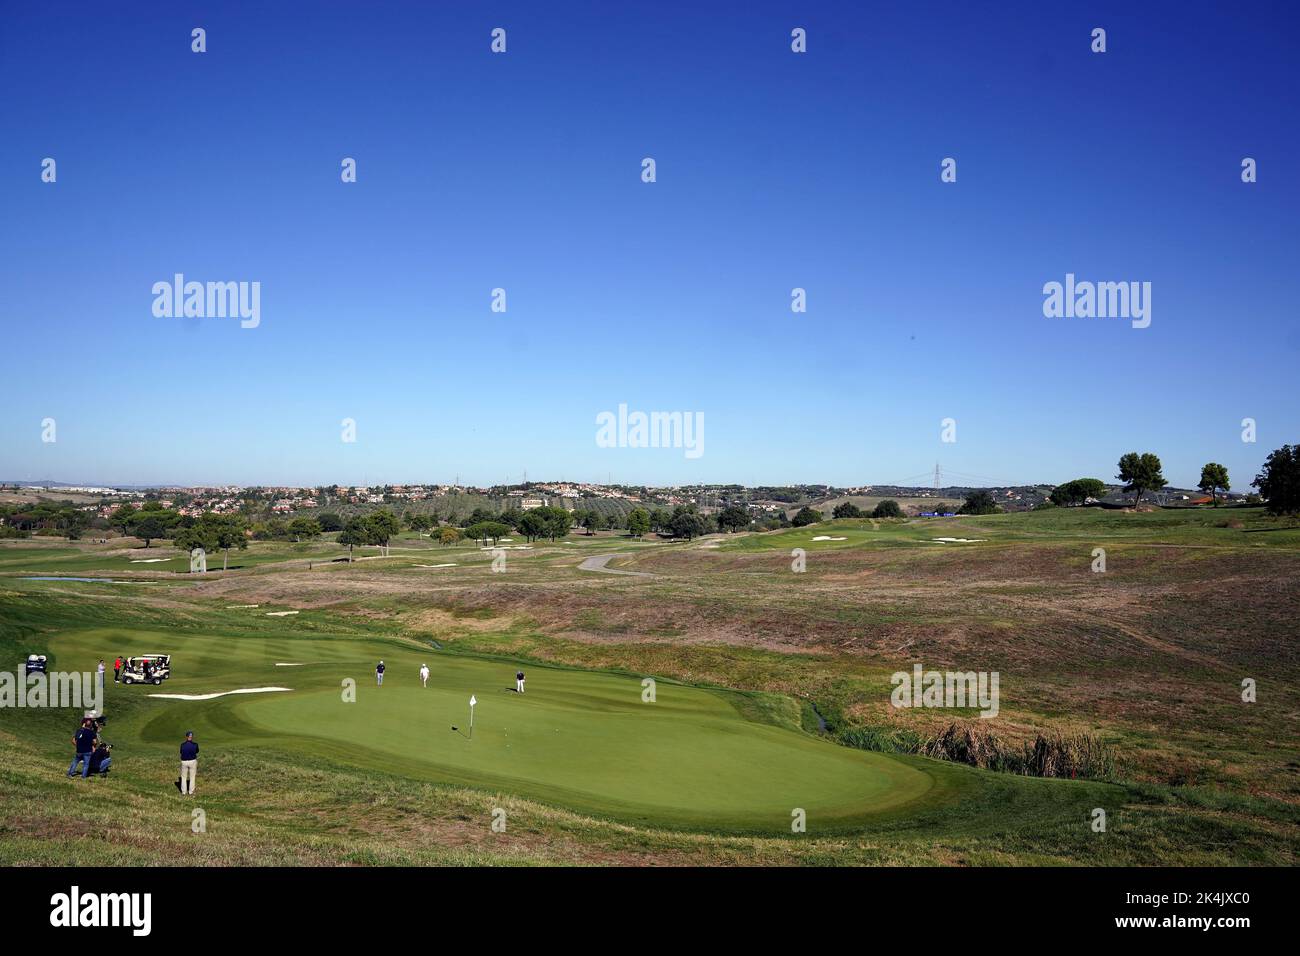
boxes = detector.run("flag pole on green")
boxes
[469,694,477,739]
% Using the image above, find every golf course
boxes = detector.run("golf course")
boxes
[1,506,1296,865]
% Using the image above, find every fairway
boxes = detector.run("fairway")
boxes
[55,628,938,833]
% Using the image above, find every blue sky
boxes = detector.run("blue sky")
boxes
[1,1,1296,489]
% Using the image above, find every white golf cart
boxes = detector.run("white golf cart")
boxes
[25,654,47,675]
[121,654,171,685]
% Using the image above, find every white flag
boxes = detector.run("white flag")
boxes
[469,695,477,707]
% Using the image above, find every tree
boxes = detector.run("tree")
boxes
[790,506,822,527]
[1049,478,1107,507]
[649,508,671,533]
[1252,445,1300,516]
[627,507,651,538]
[463,507,501,528]
[438,526,463,546]
[366,508,401,556]
[958,490,999,515]
[1198,463,1230,506]
[173,513,246,569]
[173,521,216,558]
[255,518,288,541]
[466,521,511,546]
[131,515,168,548]
[287,517,322,541]
[872,499,903,519]
[517,510,548,542]
[716,506,752,532]
[669,511,710,540]
[211,516,248,571]
[338,517,371,562]
[540,504,577,541]
[1117,452,1168,508]
[317,512,343,532]
[109,504,138,538]
[832,501,862,519]
[580,511,601,535]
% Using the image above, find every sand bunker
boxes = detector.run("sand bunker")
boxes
[149,687,293,701]
[413,563,458,569]
[228,604,260,609]
[265,610,300,617]
[812,535,848,541]
[130,558,170,563]
[932,537,985,543]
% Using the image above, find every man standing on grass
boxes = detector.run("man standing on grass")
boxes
[96,659,106,693]
[376,660,385,687]
[516,669,525,694]
[67,718,97,779]
[179,731,199,796]
[113,655,123,683]
[419,663,430,688]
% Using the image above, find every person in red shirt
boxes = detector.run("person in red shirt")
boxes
[113,656,123,684]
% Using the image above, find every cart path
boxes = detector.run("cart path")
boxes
[578,553,655,577]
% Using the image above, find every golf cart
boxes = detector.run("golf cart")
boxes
[25,654,47,675]
[121,654,171,685]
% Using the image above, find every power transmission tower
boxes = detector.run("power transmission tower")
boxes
[934,463,941,490]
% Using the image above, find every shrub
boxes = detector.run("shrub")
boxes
[872,499,903,519]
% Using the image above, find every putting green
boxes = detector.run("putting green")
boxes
[53,628,943,833]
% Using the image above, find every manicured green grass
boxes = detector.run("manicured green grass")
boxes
[0,541,332,575]
[722,507,1300,552]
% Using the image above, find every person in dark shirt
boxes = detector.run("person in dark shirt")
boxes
[88,743,112,775]
[515,670,525,694]
[376,660,385,687]
[67,719,97,778]
[179,731,199,795]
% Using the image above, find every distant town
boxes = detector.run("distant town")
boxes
[0,476,1246,530]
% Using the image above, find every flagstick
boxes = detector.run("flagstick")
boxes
[469,694,476,739]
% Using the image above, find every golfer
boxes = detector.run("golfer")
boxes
[376,660,385,686]
[419,664,430,688]
[179,731,199,795]
[516,669,525,694]
[96,659,106,692]
[113,655,123,683]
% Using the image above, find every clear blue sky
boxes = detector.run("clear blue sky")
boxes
[1,1,1296,489]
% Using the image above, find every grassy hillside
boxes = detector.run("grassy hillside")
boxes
[2,507,1296,865]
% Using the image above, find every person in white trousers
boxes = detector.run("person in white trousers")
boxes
[179,731,199,795]
[419,664,430,688]
[515,670,525,694]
